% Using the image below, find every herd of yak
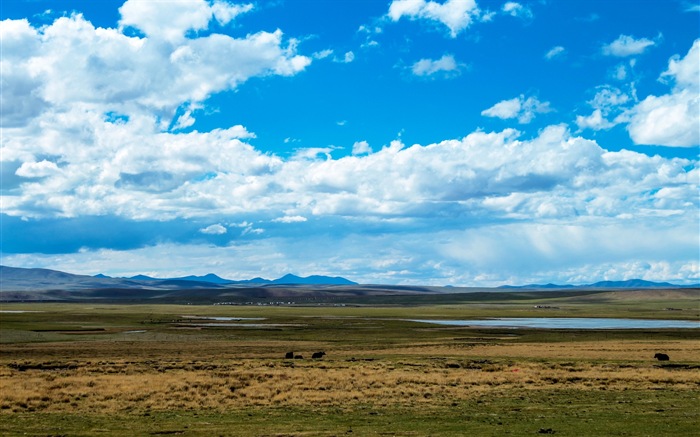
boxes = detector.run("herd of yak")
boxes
[285,351,325,360]
[281,351,670,361]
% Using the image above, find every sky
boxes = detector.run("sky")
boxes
[1,0,698,286]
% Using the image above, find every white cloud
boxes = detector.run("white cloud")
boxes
[590,86,630,111]
[321,50,355,63]
[8,114,696,224]
[200,223,227,235]
[0,12,310,130]
[4,120,697,285]
[602,34,656,57]
[544,46,565,60]
[313,49,333,59]
[481,94,552,123]
[660,40,700,89]
[502,2,533,19]
[15,160,61,178]
[575,109,616,131]
[627,91,699,146]
[576,86,631,131]
[626,40,700,147]
[119,0,253,42]
[612,64,627,80]
[272,215,308,223]
[411,54,462,77]
[387,0,480,37]
[352,140,372,155]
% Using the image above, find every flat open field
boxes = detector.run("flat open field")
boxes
[1,290,699,436]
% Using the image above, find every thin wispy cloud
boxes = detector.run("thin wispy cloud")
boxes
[544,46,566,60]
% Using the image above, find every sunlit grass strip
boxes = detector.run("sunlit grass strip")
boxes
[2,358,699,414]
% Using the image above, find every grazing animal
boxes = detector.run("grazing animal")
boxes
[654,353,670,361]
[285,351,294,359]
[294,355,303,359]
[312,351,326,359]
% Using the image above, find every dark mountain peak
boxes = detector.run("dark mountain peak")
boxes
[274,273,302,283]
[172,273,232,284]
[272,273,357,285]
[500,278,679,289]
[588,279,676,288]
[129,274,158,281]
[1,265,90,280]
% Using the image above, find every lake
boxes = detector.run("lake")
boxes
[409,318,699,329]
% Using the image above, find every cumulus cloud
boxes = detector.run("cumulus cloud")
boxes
[352,140,372,155]
[576,40,699,145]
[200,223,227,235]
[0,9,310,130]
[387,0,481,37]
[575,109,616,131]
[14,160,61,178]
[502,2,533,19]
[7,115,695,226]
[119,0,253,42]
[602,34,656,57]
[626,40,699,147]
[575,86,630,131]
[411,54,463,77]
[481,94,551,123]
[4,119,697,284]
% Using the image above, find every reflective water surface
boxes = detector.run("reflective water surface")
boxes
[409,318,699,329]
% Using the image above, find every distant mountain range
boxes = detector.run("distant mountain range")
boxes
[116,272,357,286]
[0,265,357,292]
[1,265,697,303]
[1,265,696,294]
[498,279,693,289]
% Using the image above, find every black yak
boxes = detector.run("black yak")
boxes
[654,353,670,361]
[312,351,326,359]
[285,351,294,359]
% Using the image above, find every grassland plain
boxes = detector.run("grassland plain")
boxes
[0,290,699,436]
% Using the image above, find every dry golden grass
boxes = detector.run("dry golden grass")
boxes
[370,339,700,361]
[2,344,699,415]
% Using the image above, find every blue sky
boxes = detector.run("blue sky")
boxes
[1,0,698,285]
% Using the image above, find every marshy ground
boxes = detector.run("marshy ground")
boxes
[1,290,698,436]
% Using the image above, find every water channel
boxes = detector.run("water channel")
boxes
[409,318,699,329]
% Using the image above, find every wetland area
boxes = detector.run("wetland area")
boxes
[1,288,699,436]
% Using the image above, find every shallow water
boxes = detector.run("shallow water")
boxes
[0,310,42,313]
[182,316,265,321]
[187,323,307,328]
[409,318,700,329]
